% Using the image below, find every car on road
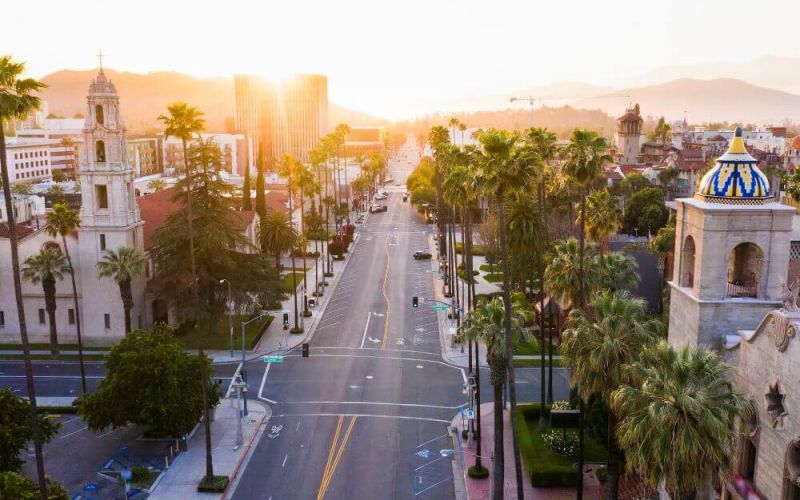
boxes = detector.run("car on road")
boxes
[374,193,388,200]
[413,250,432,260]
[370,204,388,213]
[394,181,401,186]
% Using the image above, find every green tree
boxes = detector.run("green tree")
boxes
[612,342,749,499]
[147,178,166,193]
[46,183,64,197]
[649,116,672,144]
[12,181,33,195]
[77,325,221,437]
[0,389,60,473]
[545,238,603,310]
[96,246,146,334]
[583,190,621,255]
[561,290,662,499]
[0,472,68,500]
[599,252,639,292]
[0,55,50,499]
[622,187,668,235]
[51,169,67,183]
[22,247,69,357]
[44,203,87,393]
[260,210,298,279]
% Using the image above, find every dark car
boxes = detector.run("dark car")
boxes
[370,204,388,213]
[413,250,432,260]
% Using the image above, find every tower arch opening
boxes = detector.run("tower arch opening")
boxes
[681,235,696,287]
[95,104,104,125]
[727,242,763,298]
[96,140,106,163]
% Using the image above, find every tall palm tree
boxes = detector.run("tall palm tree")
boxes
[0,55,50,499]
[156,102,217,483]
[584,190,621,256]
[22,247,69,357]
[561,290,662,499]
[612,342,749,499]
[44,203,87,393]
[309,147,328,286]
[460,298,534,489]
[295,162,316,316]
[276,155,304,331]
[545,238,603,311]
[599,252,639,292]
[561,129,611,309]
[476,129,540,500]
[96,246,145,334]
[59,136,77,179]
[334,124,352,224]
[260,210,298,279]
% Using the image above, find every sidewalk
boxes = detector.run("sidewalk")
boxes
[147,398,270,500]
[452,403,601,500]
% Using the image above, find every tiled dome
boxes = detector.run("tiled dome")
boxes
[697,127,770,202]
[790,135,800,150]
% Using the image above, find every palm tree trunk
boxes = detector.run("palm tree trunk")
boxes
[289,177,299,331]
[465,208,484,470]
[324,167,333,277]
[607,409,621,500]
[61,235,87,394]
[120,280,133,334]
[1,122,49,500]
[491,379,504,500]
[579,189,586,308]
[496,196,524,500]
[182,137,214,482]
[44,278,59,358]
[300,185,308,315]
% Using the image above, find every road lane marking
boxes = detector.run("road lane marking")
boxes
[275,413,451,424]
[60,426,87,439]
[317,416,344,499]
[282,454,288,467]
[258,363,277,404]
[279,401,466,410]
[359,312,372,349]
[380,237,392,349]
[317,416,357,499]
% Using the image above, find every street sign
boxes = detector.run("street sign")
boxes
[263,356,284,363]
[432,305,448,311]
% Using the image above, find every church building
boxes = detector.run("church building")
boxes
[669,128,800,499]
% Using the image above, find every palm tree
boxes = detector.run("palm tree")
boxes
[584,190,621,256]
[44,203,87,393]
[22,247,69,357]
[561,129,611,309]
[96,247,146,334]
[59,136,77,179]
[599,252,639,292]
[612,342,749,499]
[156,102,217,483]
[333,124,352,224]
[561,290,663,499]
[476,129,540,500]
[147,178,166,193]
[260,210,298,278]
[460,298,534,489]
[276,155,304,331]
[545,238,603,311]
[0,55,50,499]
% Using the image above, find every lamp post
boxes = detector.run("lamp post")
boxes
[231,373,247,449]
[219,279,233,359]
[240,310,269,416]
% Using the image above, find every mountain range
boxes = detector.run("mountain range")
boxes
[39,69,387,132]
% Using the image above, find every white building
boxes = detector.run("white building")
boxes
[162,133,247,177]
[4,138,57,184]
[17,118,84,178]
[0,193,37,225]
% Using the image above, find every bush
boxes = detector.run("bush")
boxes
[0,471,68,500]
[197,475,229,493]
[454,242,486,256]
[329,240,346,258]
[542,429,579,457]
[343,224,355,236]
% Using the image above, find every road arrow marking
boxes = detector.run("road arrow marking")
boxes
[367,337,381,344]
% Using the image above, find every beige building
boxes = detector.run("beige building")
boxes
[234,73,328,166]
[668,128,800,499]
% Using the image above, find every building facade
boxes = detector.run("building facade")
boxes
[616,106,643,165]
[4,139,57,183]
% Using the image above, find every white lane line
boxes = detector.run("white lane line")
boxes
[258,363,277,404]
[416,433,449,449]
[98,428,117,438]
[281,454,288,467]
[225,362,243,398]
[359,312,372,349]
[281,400,466,410]
[60,426,87,439]
[273,413,451,424]
[0,375,104,379]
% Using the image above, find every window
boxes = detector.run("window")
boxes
[104,313,111,329]
[95,104,105,125]
[68,309,75,325]
[0,311,4,327]
[39,309,46,324]
[96,140,106,162]
[99,234,106,250]
[95,184,108,209]
[727,243,763,298]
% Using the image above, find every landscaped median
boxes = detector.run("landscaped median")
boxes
[516,403,607,487]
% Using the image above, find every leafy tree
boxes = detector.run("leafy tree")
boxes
[599,252,639,292]
[45,203,87,393]
[0,472,68,500]
[0,55,50,498]
[410,185,436,207]
[615,173,651,198]
[657,166,679,191]
[649,116,672,144]
[561,290,662,499]
[612,342,749,499]
[50,169,67,183]
[46,184,64,196]
[77,325,221,437]
[545,238,603,310]
[22,247,69,357]
[622,187,668,235]
[147,178,166,193]
[260,210,298,278]
[583,190,621,255]
[0,389,60,473]
[406,156,435,193]
[12,181,33,195]
[96,246,146,334]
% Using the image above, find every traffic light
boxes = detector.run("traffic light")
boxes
[412,296,419,309]
[302,342,309,358]
[282,312,289,330]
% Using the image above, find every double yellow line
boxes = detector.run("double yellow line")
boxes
[380,237,392,349]
[316,416,358,499]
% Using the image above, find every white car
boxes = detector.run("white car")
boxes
[374,193,388,201]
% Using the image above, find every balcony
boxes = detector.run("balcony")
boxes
[727,281,757,298]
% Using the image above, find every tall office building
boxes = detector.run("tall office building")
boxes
[234,73,328,168]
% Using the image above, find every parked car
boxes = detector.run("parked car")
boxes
[413,250,432,260]
[370,204,388,213]
[374,193,388,201]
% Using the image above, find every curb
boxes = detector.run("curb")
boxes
[222,401,272,499]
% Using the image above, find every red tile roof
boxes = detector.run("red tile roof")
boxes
[0,223,36,239]
[680,148,704,160]
[620,165,642,175]
[676,159,707,171]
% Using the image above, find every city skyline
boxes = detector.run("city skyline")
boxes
[4,0,800,120]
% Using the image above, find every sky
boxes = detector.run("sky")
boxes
[4,0,800,120]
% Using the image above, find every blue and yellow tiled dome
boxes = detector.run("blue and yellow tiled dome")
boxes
[696,127,770,203]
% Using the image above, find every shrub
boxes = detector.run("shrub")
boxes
[197,475,229,493]
[542,429,579,457]
[551,400,571,410]
[343,224,355,236]
[329,240,346,258]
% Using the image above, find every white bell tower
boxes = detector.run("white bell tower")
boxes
[77,67,145,340]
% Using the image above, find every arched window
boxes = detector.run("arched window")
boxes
[738,404,758,483]
[681,235,696,287]
[95,104,104,125]
[727,243,763,298]
[784,440,800,499]
[96,140,106,163]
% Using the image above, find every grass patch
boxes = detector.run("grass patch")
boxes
[197,475,229,493]
[484,273,503,283]
[454,242,486,256]
[38,405,79,414]
[478,263,502,272]
[0,354,108,361]
[281,272,305,292]
[516,403,607,486]
[0,343,112,351]
[514,357,565,367]
[175,314,272,350]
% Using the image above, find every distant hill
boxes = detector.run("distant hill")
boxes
[577,78,800,124]
[39,69,386,133]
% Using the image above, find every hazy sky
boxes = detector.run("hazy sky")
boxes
[4,0,800,119]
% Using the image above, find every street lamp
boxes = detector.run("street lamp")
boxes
[239,310,270,416]
[219,279,234,359]
[231,373,247,449]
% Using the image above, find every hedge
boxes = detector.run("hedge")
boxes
[454,242,486,256]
